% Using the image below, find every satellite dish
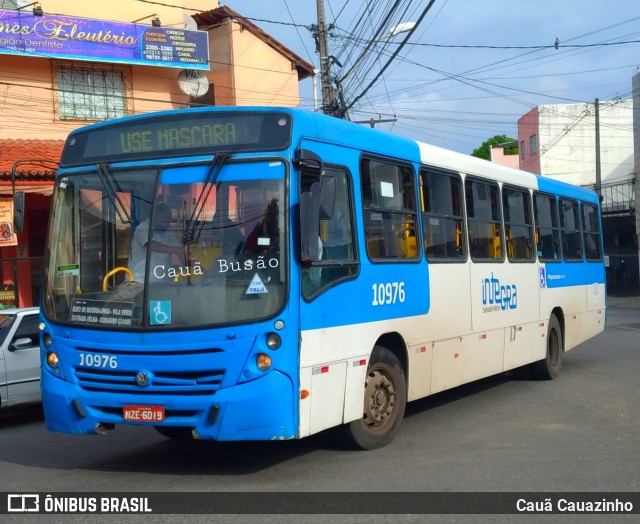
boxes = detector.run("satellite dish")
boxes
[178,69,209,97]
[183,14,198,31]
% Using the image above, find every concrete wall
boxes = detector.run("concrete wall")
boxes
[520,101,634,187]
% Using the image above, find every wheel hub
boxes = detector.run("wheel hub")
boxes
[364,369,396,426]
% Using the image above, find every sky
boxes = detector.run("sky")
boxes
[229,0,639,154]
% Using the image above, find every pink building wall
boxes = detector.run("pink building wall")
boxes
[489,146,520,169]
[518,107,541,174]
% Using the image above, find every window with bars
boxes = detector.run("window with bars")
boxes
[54,64,131,121]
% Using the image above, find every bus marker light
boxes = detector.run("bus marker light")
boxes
[420,346,427,353]
[480,334,487,340]
[353,359,367,367]
[454,353,459,359]
[256,354,272,371]
[300,390,310,399]
[274,320,285,330]
[46,352,59,367]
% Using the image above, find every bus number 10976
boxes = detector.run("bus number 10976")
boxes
[371,282,406,306]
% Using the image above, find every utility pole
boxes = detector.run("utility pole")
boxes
[595,98,602,197]
[315,0,335,115]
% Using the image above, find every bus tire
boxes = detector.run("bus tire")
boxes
[530,314,563,380]
[341,346,407,450]
[154,426,194,440]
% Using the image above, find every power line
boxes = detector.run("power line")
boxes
[340,0,439,116]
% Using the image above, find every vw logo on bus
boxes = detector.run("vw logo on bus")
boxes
[136,371,151,387]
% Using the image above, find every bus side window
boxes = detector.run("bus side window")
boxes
[421,168,466,262]
[361,157,419,261]
[303,167,358,299]
[560,198,583,261]
[502,186,535,262]
[466,178,502,262]
[533,192,561,261]
[582,203,602,261]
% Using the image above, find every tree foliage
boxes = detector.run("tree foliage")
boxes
[471,135,518,160]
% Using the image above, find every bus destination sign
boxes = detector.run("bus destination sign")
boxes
[61,112,292,166]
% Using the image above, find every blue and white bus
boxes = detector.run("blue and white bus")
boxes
[39,107,606,449]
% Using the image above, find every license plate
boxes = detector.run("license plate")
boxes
[122,405,165,422]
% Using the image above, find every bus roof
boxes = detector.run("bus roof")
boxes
[62,106,600,203]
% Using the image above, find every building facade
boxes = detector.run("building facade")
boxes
[0,0,314,307]
[518,100,637,296]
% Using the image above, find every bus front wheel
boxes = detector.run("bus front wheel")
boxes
[530,314,563,380]
[341,346,407,450]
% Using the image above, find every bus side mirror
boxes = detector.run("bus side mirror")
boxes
[294,148,322,171]
[13,192,25,235]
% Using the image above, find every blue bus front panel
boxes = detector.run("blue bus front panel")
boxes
[41,323,297,440]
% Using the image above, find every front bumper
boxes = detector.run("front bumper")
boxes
[41,370,296,441]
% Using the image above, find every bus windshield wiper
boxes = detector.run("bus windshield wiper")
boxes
[96,163,131,224]
[182,153,231,244]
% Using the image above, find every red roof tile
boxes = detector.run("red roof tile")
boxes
[0,139,63,181]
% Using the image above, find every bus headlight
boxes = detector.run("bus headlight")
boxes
[266,333,282,350]
[42,333,53,348]
[256,353,272,371]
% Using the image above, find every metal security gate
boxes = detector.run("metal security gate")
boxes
[0,257,44,308]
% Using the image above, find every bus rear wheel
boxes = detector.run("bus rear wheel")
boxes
[530,314,563,380]
[341,346,407,450]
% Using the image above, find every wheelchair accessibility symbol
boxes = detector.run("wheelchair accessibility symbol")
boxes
[150,300,171,325]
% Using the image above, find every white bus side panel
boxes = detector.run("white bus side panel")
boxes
[406,341,433,401]
[430,329,504,393]
[298,324,376,437]
[420,264,472,341]
[539,282,605,352]
[404,263,472,400]
[503,320,546,371]
[470,263,540,333]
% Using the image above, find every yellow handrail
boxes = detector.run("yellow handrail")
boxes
[102,267,134,292]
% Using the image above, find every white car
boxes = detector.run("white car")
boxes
[0,307,41,408]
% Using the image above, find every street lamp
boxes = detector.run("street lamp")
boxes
[382,22,416,40]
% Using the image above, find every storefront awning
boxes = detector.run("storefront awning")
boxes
[0,139,63,195]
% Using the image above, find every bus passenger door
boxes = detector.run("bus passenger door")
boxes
[296,143,364,436]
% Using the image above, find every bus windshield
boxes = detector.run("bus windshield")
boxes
[43,159,287,329]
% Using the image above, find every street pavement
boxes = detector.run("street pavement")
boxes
[608,294,640,309]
